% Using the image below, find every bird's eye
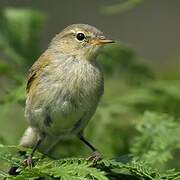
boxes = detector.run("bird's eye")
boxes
[76,33,85,41]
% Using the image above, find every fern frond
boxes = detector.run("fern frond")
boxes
[0,145,180,179]
[130,111,180,167]
[99,159,159,179]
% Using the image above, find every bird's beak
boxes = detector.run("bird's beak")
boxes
[90,38,114,45]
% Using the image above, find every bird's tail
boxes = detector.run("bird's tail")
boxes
[19,126,39,148]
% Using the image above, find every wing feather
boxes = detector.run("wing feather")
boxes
[26,53,51,94]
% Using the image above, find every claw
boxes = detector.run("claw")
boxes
[87,151,102,164]
[23,155,34,168]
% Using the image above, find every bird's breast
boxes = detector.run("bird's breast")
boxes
[49,57,104,111]
[26,56,104,135]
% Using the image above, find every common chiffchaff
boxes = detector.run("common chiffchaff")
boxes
[10,24,114,173]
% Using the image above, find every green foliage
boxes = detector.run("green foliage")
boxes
[98,43,154,85]
[0,145,171,180]
[130,111,180,167]
[0,8,45,113]
[0,8,45,66]
[1,145,180,180]
[119,80,180,118]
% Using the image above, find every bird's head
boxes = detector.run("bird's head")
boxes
[49,24,114,60]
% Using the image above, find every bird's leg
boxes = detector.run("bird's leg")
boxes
[24,134,45,168]
[78,132,102,163]
[8,137,44,175]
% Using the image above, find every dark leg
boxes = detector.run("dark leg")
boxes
[8,138,43,175]
[8,134,45,175]
[78,132,102,162]
[31,138,43,156]
[24,134,45,168]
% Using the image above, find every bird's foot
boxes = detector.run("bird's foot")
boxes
[87,151,102,164]
[23,155,34,168]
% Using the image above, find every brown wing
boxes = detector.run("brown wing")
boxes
[26,53,51,94]
[26,62,39,93]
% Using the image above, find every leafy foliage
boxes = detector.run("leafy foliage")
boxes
[98,43,154,85]
[0,145,180,180]
[119,80,180,118]
[0,145,167,180]
[0,8,44,120]
[130,111,180,167]
[0,8,45,66]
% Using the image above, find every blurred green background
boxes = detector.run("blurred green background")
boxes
[0,0,180,172]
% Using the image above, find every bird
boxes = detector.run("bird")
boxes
[9,24,114,174]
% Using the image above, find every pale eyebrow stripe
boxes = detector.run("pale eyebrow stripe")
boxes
[61,31,74,38]
[61,30,91,40]
[76,31,91,39]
